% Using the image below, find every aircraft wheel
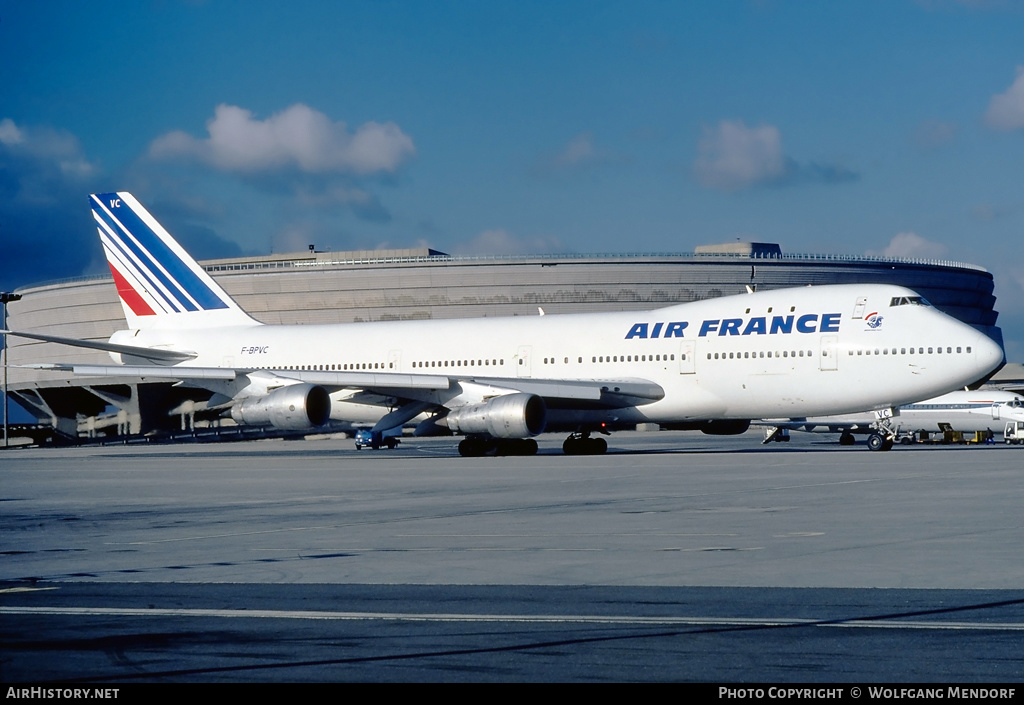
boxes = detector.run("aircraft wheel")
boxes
[459,438,488,457]
[493,439,536,456]
[839,433,855,446]
[867,433,890,452]
[563,436,606,455]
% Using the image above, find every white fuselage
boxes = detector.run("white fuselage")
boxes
[112,283,1004,431]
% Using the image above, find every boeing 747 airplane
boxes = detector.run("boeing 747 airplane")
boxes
[8,192,1006,454]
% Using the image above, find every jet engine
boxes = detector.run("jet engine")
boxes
[230,383,331,430]
[444,393,547,438]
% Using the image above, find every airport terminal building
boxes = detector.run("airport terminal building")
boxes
[4,243,1002,440]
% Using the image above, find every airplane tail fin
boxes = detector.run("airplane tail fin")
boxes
[91,192,259,330]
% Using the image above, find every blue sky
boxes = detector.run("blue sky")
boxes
[2,0,1024,358]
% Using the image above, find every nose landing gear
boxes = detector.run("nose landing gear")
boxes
[867,410,898,452]
[866,432,894,452]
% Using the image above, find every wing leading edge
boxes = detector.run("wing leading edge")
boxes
[25,362,663,409]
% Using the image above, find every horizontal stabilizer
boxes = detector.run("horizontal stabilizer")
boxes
[3,330,196,362]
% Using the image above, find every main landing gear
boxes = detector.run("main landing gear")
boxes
[562,431,608,455]
[458,437,539,457]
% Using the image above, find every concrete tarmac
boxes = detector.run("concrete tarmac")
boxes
[2,431,1023,682]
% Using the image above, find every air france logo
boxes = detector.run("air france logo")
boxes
[625,313,841,339]
[865,312,884,329]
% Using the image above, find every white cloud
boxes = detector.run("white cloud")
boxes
[149,103,416,175]
[0,118,25,145]
[0,118,96,180]
[694,120,786,191]
[0,118,102,286]
[453,228,563,256]
[868,232,949,259]
[985,66,1024,132]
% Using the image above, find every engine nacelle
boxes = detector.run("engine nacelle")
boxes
[230,383,331,430]
[444,393,547,438]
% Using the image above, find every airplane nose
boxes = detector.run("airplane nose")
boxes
[973,331,1005,376]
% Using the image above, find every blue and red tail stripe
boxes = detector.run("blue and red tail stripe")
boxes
[91,193,230,314]
[108,264,156,317]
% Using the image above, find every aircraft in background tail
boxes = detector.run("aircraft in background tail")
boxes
[7,192,1006,454]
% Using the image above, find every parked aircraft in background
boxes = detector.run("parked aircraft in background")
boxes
[7,192,1005,454]
[760,389,1024,447]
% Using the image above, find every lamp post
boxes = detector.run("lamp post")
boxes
[2,292,23,448]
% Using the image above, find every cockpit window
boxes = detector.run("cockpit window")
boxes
[889,296,931,307]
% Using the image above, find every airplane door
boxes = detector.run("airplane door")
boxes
[516,345,532,378]
[820,335,838,371]
[679,341,695,374]
[388,349,402,372]
[852,296,868,319]
[992,403,1001,421]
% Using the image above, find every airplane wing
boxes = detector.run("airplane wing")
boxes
[26,363,451,390]
[26,363,664,409]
